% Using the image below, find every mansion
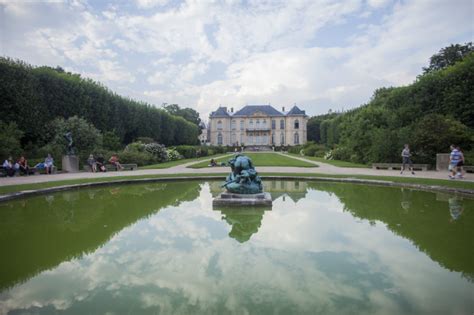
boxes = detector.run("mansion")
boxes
[208,105,308,147]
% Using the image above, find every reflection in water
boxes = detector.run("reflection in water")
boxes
[214,208,269,243]
[0,180,473,314]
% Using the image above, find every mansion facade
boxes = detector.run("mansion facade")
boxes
[208,105,308,146]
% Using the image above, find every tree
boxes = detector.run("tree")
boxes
[0,121,24,159]
[423,42,473,73]
[163,104,201,127]
[49,116,103,159]
[411,114,473,164]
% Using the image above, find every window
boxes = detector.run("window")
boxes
[240,120,244,130]
[271,133,275,144]
[249,119,254,129]
[231,133,236,144]
[231,120,236,130]
[280,119,285,129]
[280,132,284,145]
[272,120,276,129]
[294,132,299,144]
[262,119,267,128]
[256,119,260,129]
[240,134,244,144]
[217,120,222,130]
[294,119,299,129]
[217,133,223,145]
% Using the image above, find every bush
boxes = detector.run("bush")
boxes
[103,131,122,151]
[118,150,156,166]
[288,145,303,154]
[175,145,197,159]
[144,143,168,162]
[302,143,326,157]
[166,148,182,161]
[331,146,352,161]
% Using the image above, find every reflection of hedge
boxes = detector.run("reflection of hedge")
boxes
[309,182,474,281]
[0,181,201,291]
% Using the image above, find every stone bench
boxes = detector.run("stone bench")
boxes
[464,166,474,173]
[372,163,429,171]
[83,163,138,172]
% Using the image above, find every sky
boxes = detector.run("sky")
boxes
[0,0,473,121]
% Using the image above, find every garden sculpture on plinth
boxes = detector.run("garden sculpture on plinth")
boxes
[63,131,75,155]
[222,154,263,194]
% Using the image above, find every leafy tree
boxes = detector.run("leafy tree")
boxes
[103,131,122,151]
[49,116,103,160]
[163,104,201,127]
[423,42,473,73]
[411,114,473,164]
[0,121,24,159]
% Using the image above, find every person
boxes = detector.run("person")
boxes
[109,154,123,171]
[87,154,97,172]
[210,158,217,167]
[18,156,30,175]
[400,144,415,175]
[449,145,462,179]
[2,156,15,177]
[96,155,106,172]
[44,154,54,174]
[455,146,465,179]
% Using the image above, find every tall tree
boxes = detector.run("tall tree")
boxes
[423,42,473,73]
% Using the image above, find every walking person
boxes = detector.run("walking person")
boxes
[400,144,415,175]
[455,146,465,179]
[449,145,462,179]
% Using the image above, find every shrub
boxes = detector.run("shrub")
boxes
[331,146,352,161]
[0,121,24,159]
[166,148,182,161]
[288,145,303,154]
[144,143,168,162]
[175,145,197,159]
[118,150,156,166]
[103,131,122,151]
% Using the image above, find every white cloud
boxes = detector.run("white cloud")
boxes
[1,0,472,119]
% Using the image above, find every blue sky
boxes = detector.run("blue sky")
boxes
[1,0,472,120]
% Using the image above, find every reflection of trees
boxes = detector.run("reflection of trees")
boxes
[0,181,201,291]
[215,208,269,243]
[308,182,474,281]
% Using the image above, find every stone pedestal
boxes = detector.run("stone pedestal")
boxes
[436,153,450,171]
[62,155,79,173]
[213,192,272,207]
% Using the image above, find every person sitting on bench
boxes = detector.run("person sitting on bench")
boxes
[109,154,123,171]
[2,156,15,177]
[18,156,30,175]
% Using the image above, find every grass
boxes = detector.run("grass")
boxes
[188,152,318,169]
[288,153,369,168]
[1,172,472,196]
[141,154,230,169]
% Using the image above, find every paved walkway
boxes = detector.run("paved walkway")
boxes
[1,152,472,186]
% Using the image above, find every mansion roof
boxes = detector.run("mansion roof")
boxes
[210,105,306,118]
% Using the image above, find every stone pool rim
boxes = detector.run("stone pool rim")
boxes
[1,175,473,203]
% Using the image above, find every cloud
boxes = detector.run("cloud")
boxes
[1,0,472,119]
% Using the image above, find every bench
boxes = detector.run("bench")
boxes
[83,163,138,172]
[464,166,474,173]
[372,163,429,171]
[0,166,39,176]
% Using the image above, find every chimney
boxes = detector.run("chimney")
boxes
[231,107,234,113]
[282,106,285,112]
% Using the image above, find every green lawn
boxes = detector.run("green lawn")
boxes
[188,152,318,169]
[141,154,230,169]
[289,153,368,168]
[0,172,473,195]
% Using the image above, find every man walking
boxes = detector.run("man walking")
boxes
[401,144,415,175]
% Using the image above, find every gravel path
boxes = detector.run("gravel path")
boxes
[1,152,472,186]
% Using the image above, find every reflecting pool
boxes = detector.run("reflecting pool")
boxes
[0,181,473,314]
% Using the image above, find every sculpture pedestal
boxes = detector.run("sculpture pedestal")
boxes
[62,155,79,173]
[213,192,272,207]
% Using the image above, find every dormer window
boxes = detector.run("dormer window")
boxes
[294,119,299,129]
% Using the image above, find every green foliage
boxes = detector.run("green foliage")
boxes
[0,57,199,150]
[49,116,103,159]
[175,145,197,159]
[411,114,473,164]
[102,131,122,151]
[308,46,474,165]
[0,121,24,159]
[144,143,168,162]
[135,137,155,144]
[423,42,473,73]
[163,104,201,127]
[118,150,156,166]
[166,148,183,161]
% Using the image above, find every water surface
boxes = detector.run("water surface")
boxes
[0,181,473,314]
